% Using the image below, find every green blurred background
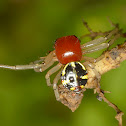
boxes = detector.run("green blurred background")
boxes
[0,0,126,126]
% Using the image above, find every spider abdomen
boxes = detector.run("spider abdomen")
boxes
[55,35,82,64]
[61,62,88,92]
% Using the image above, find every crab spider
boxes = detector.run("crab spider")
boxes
[0,21,121,101]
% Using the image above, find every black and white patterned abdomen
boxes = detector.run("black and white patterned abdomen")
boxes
[61,62,88,92]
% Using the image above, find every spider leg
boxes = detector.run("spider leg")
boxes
[30,58,45,64]
[82,43,109,54]
[87,62,101,82]
[81,28,120,54]
[0,50,58,72]
[81,37,109,49]
[45,63,62,86]
[81,27,119,49]
[44,50,56,64]
[33,50,58,72]
[34,56,58,72]
[42,51,58,71]
[0,64,42,70]
[53,70,61,101]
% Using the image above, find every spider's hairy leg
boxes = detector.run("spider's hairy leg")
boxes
[45,63,62,86]
[53,70,61,101]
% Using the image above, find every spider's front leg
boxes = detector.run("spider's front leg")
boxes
[0,63,43,70]
[33,50,58,72]
[33,50,62,90]
[0,51,58,72]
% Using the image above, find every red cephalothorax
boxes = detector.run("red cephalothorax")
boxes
[55,35,82,64]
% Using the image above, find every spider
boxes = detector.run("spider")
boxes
[0,19,125,126]
[0,20,120,102]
